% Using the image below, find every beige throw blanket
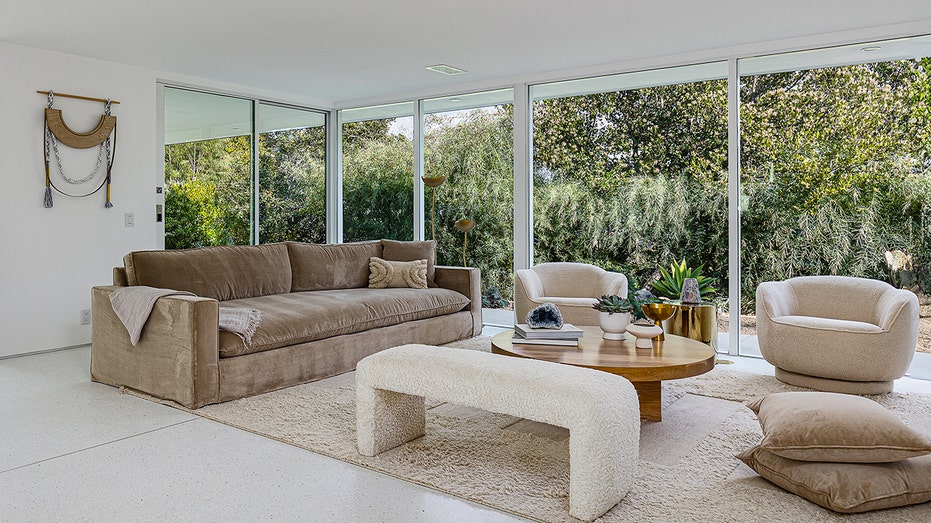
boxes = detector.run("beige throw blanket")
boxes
[109,286,261,346]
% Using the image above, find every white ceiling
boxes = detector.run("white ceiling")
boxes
[4,1,931,108]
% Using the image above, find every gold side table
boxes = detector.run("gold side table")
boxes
[664,302,718,352]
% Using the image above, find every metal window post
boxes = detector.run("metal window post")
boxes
[727,58,742,356]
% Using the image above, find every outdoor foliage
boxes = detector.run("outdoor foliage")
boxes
[164,58,931,315]
[425,109,514,297]
[164,136,252,248]
[259,127,327,243]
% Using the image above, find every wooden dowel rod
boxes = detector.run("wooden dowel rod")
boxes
[36,91,121,104]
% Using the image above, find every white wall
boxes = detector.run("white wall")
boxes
[0,42,158,357]
[0,42,333,358]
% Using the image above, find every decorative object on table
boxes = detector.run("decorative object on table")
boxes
[39,90,119,208]
[482,286,509,308]
[665,302,719,351]
[641,302,676,341]
[679,277,701,303]
[513,322,582,347]
[453,218,475,267]
[421,175,446,242]
[514,322,582,339]
[525,302,564,329]
[625,323,663,348]
[650,259,716,300]
[592,295,633,340]
[510,334,579,347]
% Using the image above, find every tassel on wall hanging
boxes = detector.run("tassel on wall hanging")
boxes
[38,90,119,208]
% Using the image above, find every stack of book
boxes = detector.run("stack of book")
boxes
[512,323,584,347]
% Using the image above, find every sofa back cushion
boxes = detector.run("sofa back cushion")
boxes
[123,243,292,301]
[381,239,437,287]
[288,241,383,291]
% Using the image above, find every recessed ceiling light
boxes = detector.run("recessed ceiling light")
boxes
[426,64,468,76]
[861,46,881,52]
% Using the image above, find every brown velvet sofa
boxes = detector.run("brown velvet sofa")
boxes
[90,240,482,409]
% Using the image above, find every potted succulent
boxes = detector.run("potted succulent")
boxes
[592,294,633,340]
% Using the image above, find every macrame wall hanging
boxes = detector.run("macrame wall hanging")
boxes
[38,90,119,208]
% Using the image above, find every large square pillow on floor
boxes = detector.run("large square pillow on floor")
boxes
[747,391,931,462]
[737,446,931,513]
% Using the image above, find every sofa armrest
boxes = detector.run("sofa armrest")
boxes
[91,285,221,409]
[434,266,483,337]
[113,266,128,286]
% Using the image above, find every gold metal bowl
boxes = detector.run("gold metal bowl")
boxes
[641,302,676,341]
[422,175,447,188]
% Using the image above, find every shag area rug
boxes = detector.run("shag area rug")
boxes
[141,337,931,522]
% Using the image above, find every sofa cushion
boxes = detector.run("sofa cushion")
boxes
[217,287,470,357]
[382,239,437,287]
[123,244,291,301]
[748,392,931,463]
[287,241,383,291]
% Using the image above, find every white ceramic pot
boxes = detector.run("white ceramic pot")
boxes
[626,323,664,348]
[599,311,631,340]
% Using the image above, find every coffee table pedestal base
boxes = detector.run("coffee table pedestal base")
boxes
[631,381,662,421]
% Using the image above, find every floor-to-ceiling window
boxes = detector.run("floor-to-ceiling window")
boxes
[531,63,730,336]
[341,103,415,241]
[163,87,253,248]
[258,104,327,243]
[423,90,515,299]
[738,36,931,356]
[163,87,327,248]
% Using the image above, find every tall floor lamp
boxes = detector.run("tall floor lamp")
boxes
[454,219,476,267]
[421,175,446,241]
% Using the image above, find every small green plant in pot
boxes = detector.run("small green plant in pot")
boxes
[592,295,633,340]
[650,259,716,300]
[592,294,633,315]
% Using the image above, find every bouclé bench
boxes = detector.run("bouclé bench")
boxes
[355,344,640,521]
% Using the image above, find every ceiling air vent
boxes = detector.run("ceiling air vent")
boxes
[425,64,467,76]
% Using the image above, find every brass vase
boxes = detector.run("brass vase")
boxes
[641,302,676,341]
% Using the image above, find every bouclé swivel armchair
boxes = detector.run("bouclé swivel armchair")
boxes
[756,275,919,394]
[515,263,628,327]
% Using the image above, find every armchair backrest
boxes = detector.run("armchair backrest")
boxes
[531,262,627,298]
[784,276,895,323]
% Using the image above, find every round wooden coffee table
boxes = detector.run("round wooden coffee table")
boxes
[491,326,716,421]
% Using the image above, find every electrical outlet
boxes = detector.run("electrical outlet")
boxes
[125,212,135,228]
[81,309,91,325]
